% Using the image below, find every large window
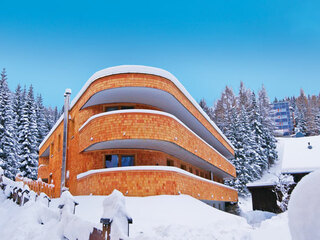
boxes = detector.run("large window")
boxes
[104,106,134,112]
[105,154,134,168]
[105,155,119,168]
[121,155,134,167]
[105,106,118,112]
[121,106,134,110]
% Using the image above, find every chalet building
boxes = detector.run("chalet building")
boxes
[247,135,320,213]
[38,65,237,208]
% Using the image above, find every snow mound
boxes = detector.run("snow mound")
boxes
[288,169,320,240]
[58,190,78,214]
[250,212,290,240]
[241,210,276,227]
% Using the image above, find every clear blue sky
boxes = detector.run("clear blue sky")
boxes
[1,0,320,108]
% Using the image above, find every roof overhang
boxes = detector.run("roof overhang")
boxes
[83,138,235,179]
[81,86,234,159]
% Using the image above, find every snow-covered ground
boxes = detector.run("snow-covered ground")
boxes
[0,188,293,240]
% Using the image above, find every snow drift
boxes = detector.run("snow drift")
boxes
[288,169,320,240]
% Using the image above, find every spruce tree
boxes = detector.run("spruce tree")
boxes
[36,94,49,146]
[0,69,18,179]
[295,89,308,135]
[18,85,38,179]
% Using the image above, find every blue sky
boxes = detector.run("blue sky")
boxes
[1,0,320,107]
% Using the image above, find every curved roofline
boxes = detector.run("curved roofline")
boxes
[39,65,234,151]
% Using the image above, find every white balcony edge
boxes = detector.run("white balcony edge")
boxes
[76,165,236,191]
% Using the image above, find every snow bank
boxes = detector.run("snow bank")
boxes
[288,169,320,240]
[1,187,293,240]
[250,212,291,240]
[241,210,276,227]
[0,188,94,240]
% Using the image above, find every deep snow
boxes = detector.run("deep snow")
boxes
[0,188,294,240]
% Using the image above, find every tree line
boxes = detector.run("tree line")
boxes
[0,69,60,180]
[200,82,278,195]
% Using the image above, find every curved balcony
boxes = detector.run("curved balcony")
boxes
[75,69,234,159]
[76,166,238,202]
[78,110,236,179]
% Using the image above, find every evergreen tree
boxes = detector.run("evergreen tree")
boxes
[35,94,48,146]
[0,69,18,179]
[12,84,25,165]
[18,85,38,179]
[199,98,214,120]
[258,86,278,166]
[295,89,308,135]
[249,92,268,174]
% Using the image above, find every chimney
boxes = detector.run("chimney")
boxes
[61,88,72,194]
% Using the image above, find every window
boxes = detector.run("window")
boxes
[104,106,135,112]
[50,142,54,157]
[105,106,118,112]
[58,134,61,152]
[196,169,199,176]
[105,155,119,168]
[121,106,134,110]
[181,164,187,171]
[189,167,193,173]
[121,155,134,167]
[167,159,174,166]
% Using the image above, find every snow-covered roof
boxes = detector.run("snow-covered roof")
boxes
[280,135,320,174]
[39,65,234,152]
[247,135,320,187]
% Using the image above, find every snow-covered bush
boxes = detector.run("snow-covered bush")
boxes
[288,170,320,240]
[102,190,131,240]
[273,174,294,212]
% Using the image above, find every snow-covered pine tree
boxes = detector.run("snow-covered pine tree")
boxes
[258,86,278,166]
[238,81,251,111]
[307,95,319,135]
[0,69,18,179]
[36,94,49,146]
[213,86,236,133]
[295,89,308,135]
[12,84,25,166]
[18,85,38,179]
[249,92,268,175]
[226,105,258,195]
[199,98,214,120]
